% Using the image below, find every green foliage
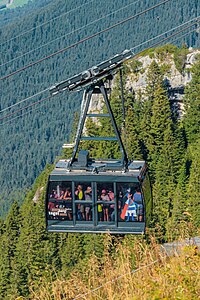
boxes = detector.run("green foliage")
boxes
[138,47,155,58]
[0,0,200,295]
[1,55,200,298]
[154,44,178,60]
[0,0,199,216]
[183,57,200,144]
[186,139,200,228]
[124,91,143,160]
[126,59,143,75]
[173,44,189,74]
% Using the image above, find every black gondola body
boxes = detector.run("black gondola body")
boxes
[46,49,153,234]
[46,159,152,234]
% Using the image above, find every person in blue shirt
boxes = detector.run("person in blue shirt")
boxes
[125,193,138,222]
[133,187,143,221]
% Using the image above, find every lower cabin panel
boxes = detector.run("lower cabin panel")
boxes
[47,222,145,234]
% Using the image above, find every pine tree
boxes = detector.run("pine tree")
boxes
[142,61,185,235]
[187,139,200,228]
[124,91,142,160]
[140,61,165,161]
[0,201,21,299]
[58,233,85,277]
[183,56,200,144]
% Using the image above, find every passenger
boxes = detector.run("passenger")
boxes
[108,190,114,201]
[101,189,110,221]
[63,188,72,220]
[97,196,103,221]
[120,192,138,221]
[48,201,55,211]
[133,188,142,203]
[121,188,131,209]
[63,188,72,200]
[133,188,143,221]
[125,188,131,198]
[84,186,92,221]
[125,193,138,222]
[57,190,65,200]
[75,185,84,220]
[117,190,123,217]
[108,190,115,221]
[50,189,56,198]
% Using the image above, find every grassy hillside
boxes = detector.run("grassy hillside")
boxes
[25,236,200,300]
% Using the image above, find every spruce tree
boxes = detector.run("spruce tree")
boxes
[183,57,200,144]
[187,139,200,228]
[124,91,142,160]
[0,201,21,299]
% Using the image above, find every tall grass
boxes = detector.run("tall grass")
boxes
[29,235,200,300]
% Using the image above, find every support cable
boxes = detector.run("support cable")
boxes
[0,88,49,113]
[0,95,51,122]
[0,0,141,67]
[0,0,96,49]
[131,16,199,52]
[0,20,198,124]
[0,103,46,126]
[0,0,171,81]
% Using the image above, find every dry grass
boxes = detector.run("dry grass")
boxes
[30,237,200,300]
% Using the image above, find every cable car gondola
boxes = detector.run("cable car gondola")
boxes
[46,49,153,234]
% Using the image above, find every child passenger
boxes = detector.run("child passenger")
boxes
[101,189,110,221]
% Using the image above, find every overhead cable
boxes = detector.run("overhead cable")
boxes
[0,0,171,81]
[0,88,49,113]
[131,16,199,51]
[0,103,46,126]
[0,95,51,122]
[0,0,96,49]
[0,0,141,67]
[0,20,197,124]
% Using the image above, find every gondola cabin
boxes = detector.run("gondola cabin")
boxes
[47,50,153,234]
[46,156,152,234]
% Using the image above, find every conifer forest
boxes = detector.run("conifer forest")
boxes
[0,0,200,299]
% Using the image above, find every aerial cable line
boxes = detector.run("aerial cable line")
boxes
[0,103,47,126]
[1,13,197,70]
[0,20,197,124]
[1,17,198,114]
[131,16,199,51]
[0,88,49,113]
[169,27,200,44]
[0,0,171,81]
[0,0,96,49]
[0,95,51,122]
[0,0,141,67]
[0,19,198,116]
[140,19,199,50]
[0,25,197,126]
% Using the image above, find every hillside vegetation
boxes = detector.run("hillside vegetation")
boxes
[0,0,199,216]
[31,238,200,300]
[0,51,199,299]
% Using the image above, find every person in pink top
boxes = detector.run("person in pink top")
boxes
[101,189,110,221]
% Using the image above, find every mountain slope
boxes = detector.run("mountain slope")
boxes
[0,0,199,216]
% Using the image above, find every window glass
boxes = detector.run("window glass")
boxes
[117,182,143,222]
[48,181,72,221]
[74,182,93,221]
[97,182,115,222]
